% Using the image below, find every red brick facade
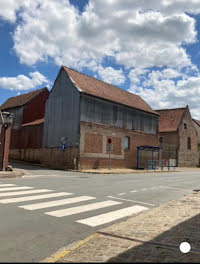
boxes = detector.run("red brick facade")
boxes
[159,107,199,167]
[79,121,159,169]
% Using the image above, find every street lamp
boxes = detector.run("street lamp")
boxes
[0,111,14,171]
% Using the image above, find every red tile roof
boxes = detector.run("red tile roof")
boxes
[0,88,48,111]
[63,66,158,115]
[156,108,186,132]
[193,119,200,127]
[22,118,44,127]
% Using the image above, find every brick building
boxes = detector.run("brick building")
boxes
[42,66,160,170]
[156,106,198,167]
[0,88,49,162]
[193,119,200,145]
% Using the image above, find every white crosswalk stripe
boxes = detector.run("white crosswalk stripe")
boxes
[0,186,34,192]
[76,205,148,227]
[19,196,96,210]
[0,183,151,227]
[45,200,121,217]
[0,184,16,187]
[0,189,52,197]
[0,192,73,204]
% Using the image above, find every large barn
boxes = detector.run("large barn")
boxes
[42,66,160,170]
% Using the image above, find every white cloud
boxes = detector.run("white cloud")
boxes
[129,68,149,83]
[11,0,199,70]
[97,66,126,85]
[128,68,200,119]
[0,0,30,23]
[2,0,200,118]
[0,72,49,91]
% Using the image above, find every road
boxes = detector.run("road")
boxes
[0,162,200,262]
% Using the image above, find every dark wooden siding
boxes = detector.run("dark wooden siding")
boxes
[10,124,43,149]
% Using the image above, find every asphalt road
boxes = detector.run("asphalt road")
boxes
[0,162,200,262]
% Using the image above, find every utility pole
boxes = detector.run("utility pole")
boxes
[0,111,14,171]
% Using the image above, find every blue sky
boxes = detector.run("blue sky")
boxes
[1,0,200,118]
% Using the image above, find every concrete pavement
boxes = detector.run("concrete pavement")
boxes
[0,162,200,262]
[47,191,200,263]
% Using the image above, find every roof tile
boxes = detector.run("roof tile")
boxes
[0,88,48,111]
[63,66,158,115]
[156,108,186,132]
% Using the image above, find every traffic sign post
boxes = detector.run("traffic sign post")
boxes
[107,138,113,170]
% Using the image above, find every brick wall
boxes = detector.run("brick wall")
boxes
[80,121,159,169]
[159,108,199,167]
[178,110,199,167]
[84,132,103,154]
[159,131,178,165]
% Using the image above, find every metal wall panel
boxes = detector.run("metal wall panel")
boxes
[43,69,80,148]
[81,95,158,135]
[7,107,23,129]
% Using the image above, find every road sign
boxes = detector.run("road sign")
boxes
[61,137,67,145]
[61,144,66,151]
[107,138,112,144]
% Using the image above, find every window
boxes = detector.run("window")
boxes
[159,137,163,144]
[113,105,118,125]
[184,123,187,129]
[140,114,144,132]
[123,109,127,129]
[124,136,130,150]
[187,137,191,150]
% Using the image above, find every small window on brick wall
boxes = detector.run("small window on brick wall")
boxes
[184,123,187,129]
[159,137,163,144]
[124,136,130,150]
[187,137,191,150]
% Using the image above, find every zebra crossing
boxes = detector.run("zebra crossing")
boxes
[0,182,149,227]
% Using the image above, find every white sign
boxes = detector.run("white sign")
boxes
[61,137,67,145]
[168,159,176,167]
[107,144,113,152]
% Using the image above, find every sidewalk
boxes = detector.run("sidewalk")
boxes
[0,169,24,178]
[80,167,178,174]
[43,192,200,263]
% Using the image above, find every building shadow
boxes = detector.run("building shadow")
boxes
[10,160,51,171]
[106,209,200,263]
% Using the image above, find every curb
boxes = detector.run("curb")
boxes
[40,233,99,263]
[78,170,179,174]
[0,170,24,178]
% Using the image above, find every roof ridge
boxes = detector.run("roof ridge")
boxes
[0,87,48,111]
[63,65,140,98]
[156,107,186,111]
[9,87,47,100]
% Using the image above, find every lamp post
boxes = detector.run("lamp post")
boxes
[0,111,14,171]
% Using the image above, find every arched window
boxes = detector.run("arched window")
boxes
[187,137,191,150]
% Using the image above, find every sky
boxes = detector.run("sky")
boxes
[1,0,200,118]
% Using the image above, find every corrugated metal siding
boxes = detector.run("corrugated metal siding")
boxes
[43,69,80,148]
[7,107,24,129]
[81,95,158,135]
